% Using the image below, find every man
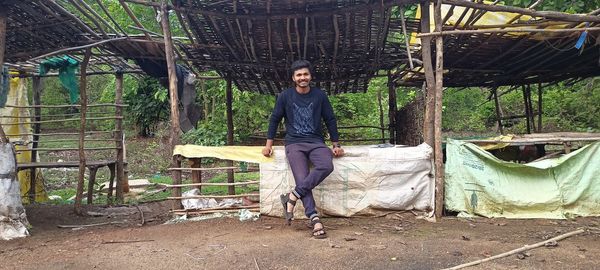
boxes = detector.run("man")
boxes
[262,60,344,239]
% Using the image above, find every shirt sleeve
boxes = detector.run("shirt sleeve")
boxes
[266,92,286,139]
[321,93,339,142]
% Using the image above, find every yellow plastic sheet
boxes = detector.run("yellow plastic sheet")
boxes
[478,134,514,150]
[173,144,274,163]
[0,75,48,203]
[410,1,572,45]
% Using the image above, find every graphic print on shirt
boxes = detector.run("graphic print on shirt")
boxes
[292,102,315,135]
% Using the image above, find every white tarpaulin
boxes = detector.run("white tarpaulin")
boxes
[0,143,30,240]
[260,144,435,218]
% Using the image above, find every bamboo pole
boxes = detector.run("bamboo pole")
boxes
[377,81,385,144]
[399,6,414,69]
[4,104,127,108]
[29,37,128,61]
[168,193,259,200]
[168,166,239,171]
[74,48,92,215]
[387,71,397,144]
[441,0,600,23]
[420,3,436,148]
[29,76,43,203]
[417,26,600,37]
[537,83,543,133]
[1,116,123,125]
[226,78,235,195]
[444,229,585,270]
[161,0,182,211]
[165,181,259,188]
[522,86,532,134]
[171,205,260,213]
[492,87,504,135]
[115,72,127,202]
[433,0,445,220]
[172,208,260,215]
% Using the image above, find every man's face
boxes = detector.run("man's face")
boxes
[292,68,311,88]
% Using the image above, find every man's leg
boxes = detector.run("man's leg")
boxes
[298,144,334,218]
[284,143,310,213]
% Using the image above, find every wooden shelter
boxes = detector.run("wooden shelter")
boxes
[2,0,600,219]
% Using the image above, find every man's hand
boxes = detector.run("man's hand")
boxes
[262,146,273,157]
[332,146,344,157]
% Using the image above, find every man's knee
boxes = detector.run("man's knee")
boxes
[319,161,334,175]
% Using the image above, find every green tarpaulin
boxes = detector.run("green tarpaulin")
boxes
[39,56,80,104]
[445,139,600,219]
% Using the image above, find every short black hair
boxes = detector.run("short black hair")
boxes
[290,60,312,74]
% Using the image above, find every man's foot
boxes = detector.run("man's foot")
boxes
[310,216,327,239]
[280,193,298,225]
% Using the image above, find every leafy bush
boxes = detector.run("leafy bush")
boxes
[124,77,169,137]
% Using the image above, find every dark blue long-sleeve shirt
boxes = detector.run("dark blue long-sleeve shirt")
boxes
[267,87,339,145]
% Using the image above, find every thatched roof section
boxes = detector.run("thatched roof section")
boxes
[3,1,151,75]
[4,1,101,63]
[395,2,600,87]
[172,0,421,94]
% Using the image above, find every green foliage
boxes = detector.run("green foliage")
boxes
[442,88,494,132]
[124,76,169,137]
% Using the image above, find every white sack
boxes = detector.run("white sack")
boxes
[0,143,30,240]
[260,144,434,218]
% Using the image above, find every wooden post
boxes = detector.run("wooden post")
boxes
[527,85,536,132]
[74,48,92,215]
[387,71,397,144]
[114,71,127,203]
[0,6,7,143]
[226,78,235,195]
[161,1,182,210]
[537,83,543,133]
[522,85,531,134]
[377,82,385,144]
[433,0,445,220]
[29,76,43,203]
[189,158,202,192]
[420,3,435,147]
[492,87,504,135]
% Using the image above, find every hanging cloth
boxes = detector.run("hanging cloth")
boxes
[39,56,80,104]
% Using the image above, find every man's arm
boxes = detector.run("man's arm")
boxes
[322,94,344,157]
[263,93,285,157]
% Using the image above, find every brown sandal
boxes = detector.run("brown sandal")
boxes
[310,217,327,239]
[280,193,297,225]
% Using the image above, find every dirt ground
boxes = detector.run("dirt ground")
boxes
[2,202,600,270]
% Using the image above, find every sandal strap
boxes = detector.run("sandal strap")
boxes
[310,216,322,226]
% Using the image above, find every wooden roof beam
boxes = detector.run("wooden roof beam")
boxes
[440,0,600,23]
[123,0,418,20]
